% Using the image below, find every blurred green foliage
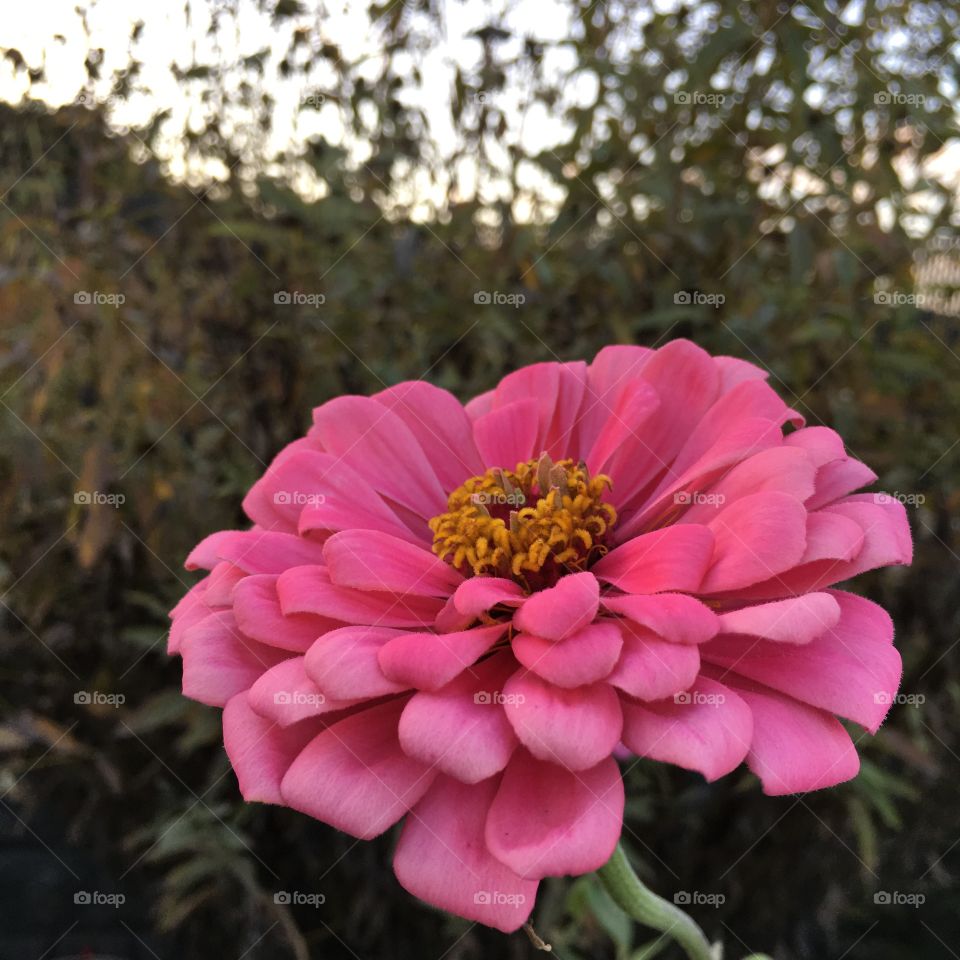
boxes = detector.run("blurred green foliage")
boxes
[1,1,959,957]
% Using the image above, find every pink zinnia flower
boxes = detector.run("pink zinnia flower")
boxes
[168,339,912,932]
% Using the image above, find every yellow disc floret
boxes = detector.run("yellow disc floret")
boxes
[428,452,617,591]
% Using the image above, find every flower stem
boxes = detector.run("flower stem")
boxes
[595,843,715,960]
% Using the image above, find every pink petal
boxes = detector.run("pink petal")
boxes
[277,452,424,543]
[247,656,359,726]
[492,361,566,454]
[605,624,701,701]
[714,355,768,392]
[393,775,538,933]
[593,525,715,594]
[603,339,720,508]
[542,362,589,459]
[601,593,719,645]
[585,379,660,475]
[397,653,519,783]
[502,671,622,770]
[667,446,817,527]
[620,676,753,782]
[186,530,325,574]
[807,457,877,511]
[223,694,323,804]
[699,491,808,594]
[281,698,437,839]
[168,580,212,654]
[472,398,540,469]
[324,530,463,596]
[180,611,290,707]
[729,496,912,600]
[305,625,409,699]
[453,577,526,619]
[378,623,508,691]
[485,752,624,879]
[576,345,654,453]
[233,574,340,653]
[703,590,901,733]
[511,621,623,688]
[374,381,484,492]
[203,562,245,605]
[311,395,447,518]
[717,593,842,645]
[512,571,599,641]
[783,426,846,468]
[621,417,783,536]
[714,673,860,795]
[798,510,865,564]
[277,565,444,627]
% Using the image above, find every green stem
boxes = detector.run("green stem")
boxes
[595,843,715,960]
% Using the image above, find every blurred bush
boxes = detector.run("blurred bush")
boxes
[1,1,959,957]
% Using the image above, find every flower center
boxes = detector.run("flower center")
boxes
[429,452,617,590]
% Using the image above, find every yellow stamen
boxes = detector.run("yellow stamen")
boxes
[428,453,617,590]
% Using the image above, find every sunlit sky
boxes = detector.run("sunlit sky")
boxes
[1,0,958,221]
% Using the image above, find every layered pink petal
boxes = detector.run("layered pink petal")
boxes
[247,656,360,726]
[324,530,463,596]
[502,671,622,770]
[620,676,753,781]
[605,624,701,701]
[180,611,290,707]
[472,398,540,469]
[311,395,447,518]
[304,626,408,699]
[277,565,444,627]
[486,752,624,879]
[700,491,808,593]
[452,577,525,619]
[714,673,860,795]
[233,574,339,653]
[223,694,323,804]
[601,593,719,645]
[716,593,841,646]
[511,621,623,688]
[374,381,484,492]
[281,699,436,839]
[703,591,901,733]
[593,525,715,594]
[186,529,325,574]
[397,653,519,783]
[394,775,538,933]
[512,571,600,641]
[378,623,508,691]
